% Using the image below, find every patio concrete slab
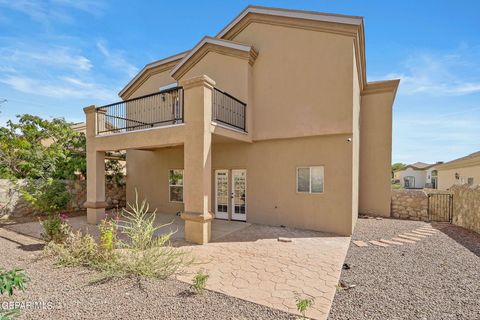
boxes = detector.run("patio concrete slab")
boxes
[177,224,350,320]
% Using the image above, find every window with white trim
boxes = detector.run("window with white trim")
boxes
[297,166,324,193]
[169,169,183,202]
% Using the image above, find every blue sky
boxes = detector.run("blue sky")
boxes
[0,0,479,164]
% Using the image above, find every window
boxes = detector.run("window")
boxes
[468,177,474,186]
[169,169,183,202]
[297,166,324,193]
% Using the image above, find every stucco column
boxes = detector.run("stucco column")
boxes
[179,75,215,244]
[83,105,106,224]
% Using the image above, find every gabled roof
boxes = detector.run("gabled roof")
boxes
[118,51,188,98]
[436,151,480,170]
[401,162,438,171]
[170,37,257,80]
[216,5,363,38]
[118,5,398,99]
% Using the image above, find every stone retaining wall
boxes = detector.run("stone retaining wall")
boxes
[450,185,480,234]
[391,189,429,221]
[0,179,126,217]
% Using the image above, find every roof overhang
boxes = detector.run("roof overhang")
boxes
[170,37,258,80]
[118,51,188,98]
[436,156,480,170]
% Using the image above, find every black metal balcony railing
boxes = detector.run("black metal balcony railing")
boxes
[212,88,246,131]
[96,87,184,135]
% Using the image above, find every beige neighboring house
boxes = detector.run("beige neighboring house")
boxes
[83,6,399,244]
[436,151,480,189]
[396,162,441,189]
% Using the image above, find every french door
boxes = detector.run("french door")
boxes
[231,169,247,221]
[214,169,247,221]
[214,170,229,220]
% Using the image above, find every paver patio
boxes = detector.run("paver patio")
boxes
[5,213,350,320]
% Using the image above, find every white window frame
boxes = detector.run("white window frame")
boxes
[168,169,184,203]
[296,166,324,194]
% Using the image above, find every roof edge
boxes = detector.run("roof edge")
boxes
[118,51,188,98]
[216,5,363,38]
[362,79,400,96]
[170,36,254,79]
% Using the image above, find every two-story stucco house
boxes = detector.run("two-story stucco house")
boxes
[83,6,399,244]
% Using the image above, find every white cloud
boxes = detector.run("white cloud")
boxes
[0,0,105,24]
[375,46,480,96]
[96,40,138,78]
[0,75,116,101]
[3,46,92,71]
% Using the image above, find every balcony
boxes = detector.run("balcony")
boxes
[95,86,246,136]
[96,87,184,136]
[212,88,246,132]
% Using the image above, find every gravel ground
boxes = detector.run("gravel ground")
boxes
[0,228,296,320]
[328,218,480,320]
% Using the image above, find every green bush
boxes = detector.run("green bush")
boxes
[22,178,70,214]
[40,213,71,243]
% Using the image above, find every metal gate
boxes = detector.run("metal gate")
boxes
[427,193,453,222]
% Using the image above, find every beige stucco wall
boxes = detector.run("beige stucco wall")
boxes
[351,51,360,230]
[129,68,177,99]
[126,134,354,236]
[126,147,184,214]
[181,51,249,103]
[359,90,394,217]
[231,22,354,140]
[438,165,480,190]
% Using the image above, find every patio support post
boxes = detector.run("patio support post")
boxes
[179,75,215,244]
[83,105,106,224]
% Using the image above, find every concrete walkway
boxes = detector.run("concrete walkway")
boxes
[6,214,350,320]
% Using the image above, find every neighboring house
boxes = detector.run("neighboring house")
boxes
[436,151,480,189]
[397,162,441,189]
[83,6,399,244]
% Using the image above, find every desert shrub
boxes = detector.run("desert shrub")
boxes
[295,295,314,320]
[44,231,99,267]
[109,191,193,279]
[99,218,118,252]
[191,270,209,293]
[46,190,192,282]
[40,213,71,243]
[22,178,70,214]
